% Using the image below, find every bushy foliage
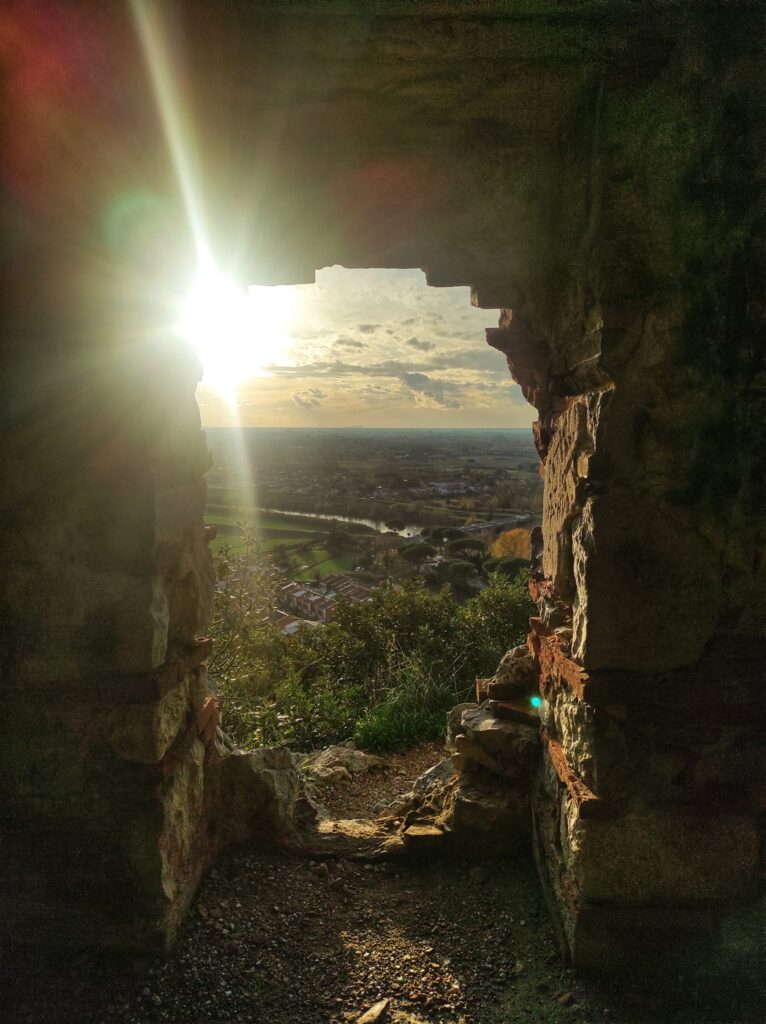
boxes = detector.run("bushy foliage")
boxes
[354,651,460,750]
[496,555,529,577]
[208,524,285,695]
[400,542,437,562]
[212,540,534,751]
[490,527,532,560]
[446,537,485,555]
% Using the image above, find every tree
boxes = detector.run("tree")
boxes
[442,559,477,591]
[496,556,528,579]
[446,537,486,555]
[271,543,289,566]
[209,527,284,694]
[385,518,406,532]
[214,571,535,751]
[327,529,351,555]
[400,542,437,563]
[490,528,531,560]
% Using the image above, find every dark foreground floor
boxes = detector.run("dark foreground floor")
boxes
[2,849,763,1024]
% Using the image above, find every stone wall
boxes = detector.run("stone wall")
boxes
[1,0,763,961]
[0,246,221,947]
[483,4,765,961]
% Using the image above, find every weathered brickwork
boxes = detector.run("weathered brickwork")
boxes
[1,1,762,962]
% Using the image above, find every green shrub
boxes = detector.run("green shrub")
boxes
[446,537,485,554]
[354,650,461,750]
[211,543,534,751]
[496,555,529,578]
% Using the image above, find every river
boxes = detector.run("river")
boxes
[256,507,423,538]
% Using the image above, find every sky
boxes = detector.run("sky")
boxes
[194,266,534,429]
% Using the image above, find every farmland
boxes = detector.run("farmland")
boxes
[204,428,543,584]
[205,509,369,579]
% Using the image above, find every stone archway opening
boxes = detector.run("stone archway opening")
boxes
[191,260,548,835]
[1,3,763,1012]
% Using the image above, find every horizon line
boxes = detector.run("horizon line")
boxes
[204,425,534,431]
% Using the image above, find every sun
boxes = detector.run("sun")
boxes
[179,263,298,401]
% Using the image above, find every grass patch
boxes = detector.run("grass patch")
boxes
[354,653,462,750]
[290,546,359,579]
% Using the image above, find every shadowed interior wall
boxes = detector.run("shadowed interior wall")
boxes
[0,0,763,961]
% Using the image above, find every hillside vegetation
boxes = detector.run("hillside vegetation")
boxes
[210,545,534,751]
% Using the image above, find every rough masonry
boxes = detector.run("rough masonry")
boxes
[1,1,763,965]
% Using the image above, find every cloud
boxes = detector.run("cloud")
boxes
[399,371,462,410]
[405,336,436,352]
[267,359,411,379]
[291,387,326,409]
[332,337,366,351]
[266,347,508,380]
[358,383,395,399]
[428,347,508,372]
[357,323,379,334]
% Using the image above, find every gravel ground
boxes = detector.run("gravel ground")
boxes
[4,854,763,1024]
[3,746,764,1024]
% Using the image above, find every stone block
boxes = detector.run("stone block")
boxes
[454,733,519,778]
[485,644,538,701]
[403,823,445,850]
[571,490,722,672]
[110,675,191,764]
[542,398,594,603]
[439,771,530,855]
[489,700,540,727]
[0,699,112,802]
[154,481,207,539]
[563,804,760,904]
[413,757,456,798]
[218,747,299,847]
[4,563,169,676]
[568,903,716,970]
[459,703,539,773]
[446,702,477,752]
[547,690,598,792]
[542,731,600,818]
[158,738,207,918]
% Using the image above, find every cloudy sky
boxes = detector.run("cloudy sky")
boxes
[195,266,534,428]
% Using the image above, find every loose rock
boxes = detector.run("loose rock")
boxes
[356,997,390,1023]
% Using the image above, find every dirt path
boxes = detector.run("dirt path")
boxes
[309,742,443,821]
[3,748,764,1024]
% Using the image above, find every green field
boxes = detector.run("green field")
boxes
[205,511,362,579]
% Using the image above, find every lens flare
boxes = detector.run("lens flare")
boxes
[179,261,297,402]
[530,696,542,709]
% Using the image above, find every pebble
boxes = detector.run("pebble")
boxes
[356,997,390,1023]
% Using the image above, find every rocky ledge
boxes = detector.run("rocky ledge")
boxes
[374,645,542,857]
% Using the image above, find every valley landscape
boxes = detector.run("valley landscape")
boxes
[204,427,542,581]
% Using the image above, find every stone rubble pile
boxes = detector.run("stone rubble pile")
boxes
[377,645,542,856]
[298,743,386,787]
[212,738,388,853]
[209,648,542,862]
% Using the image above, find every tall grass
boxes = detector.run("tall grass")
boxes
[354,649,466,750]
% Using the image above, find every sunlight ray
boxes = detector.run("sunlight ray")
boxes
[130,0,206,257]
